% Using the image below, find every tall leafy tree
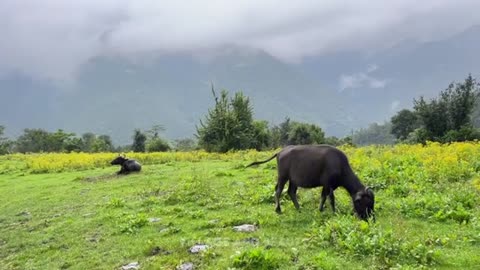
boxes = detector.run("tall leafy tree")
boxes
[132,129,147,152]
[0,125,11,155]
[391,109,419,140]
[81,132,96,152]
[412,75,479,142]
[196,87,255,152]
[288,122,325,145]
[15,129,52,153]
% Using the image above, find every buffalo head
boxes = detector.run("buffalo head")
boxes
[353,187,375,221]
[111,155,127,165]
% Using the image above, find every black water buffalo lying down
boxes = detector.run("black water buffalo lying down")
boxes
[246,145,375,220]
[110,155,142,175]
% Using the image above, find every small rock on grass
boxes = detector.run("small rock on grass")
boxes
[177,262,194,270]
[121,262,140,270]
[148,218,161,223]
[233,224,257,232]
[189,244,208,254]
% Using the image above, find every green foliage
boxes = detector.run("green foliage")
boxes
[391,109,420,140]
[146,138,171,152]
[412,74,479,143]
[305,217,437,267]
[252,120,272,150]
[232,247,282,270]
[13,129,116,153]
[399,188,478,224]
[63,137,83,152]
[174,138,197,151]
[81,132,96,152]
[2,144,480,269]
[146,124,166,139]
[196,87,255,152]
[0,125,12,155]
[269,117,325,147]
[92,135,114,152]
[324,136,354,147]
[441,126,480,143]
[269,117,291,148]
[120,213,149,234]
[132,129,147,152]
[15,129,75,153]
[288,122,325,145]
[353,122,395,146]
[107,197,125,208]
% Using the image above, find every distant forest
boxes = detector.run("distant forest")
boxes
[1,74,479,154]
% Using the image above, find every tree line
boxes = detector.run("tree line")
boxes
[0,125,196,155]
[1,74,479,154]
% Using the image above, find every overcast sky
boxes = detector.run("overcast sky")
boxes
[1,0,480,81]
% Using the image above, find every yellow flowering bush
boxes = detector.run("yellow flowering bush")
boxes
[2,142,480,180]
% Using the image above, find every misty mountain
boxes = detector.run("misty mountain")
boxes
[1,26,479,145]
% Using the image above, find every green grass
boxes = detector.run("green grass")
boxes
[1,158,480,269]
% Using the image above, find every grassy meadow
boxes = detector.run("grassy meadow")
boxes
[1,143,480,269]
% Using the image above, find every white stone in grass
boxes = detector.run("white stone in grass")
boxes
[121,262,140,270]
[177,262,194,270]
[189,244,208,254]
[148,217,161,223]
[233,224,257,232]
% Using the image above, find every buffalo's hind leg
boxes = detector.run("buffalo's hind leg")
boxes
[275,174,288,214]
[287,183,300,211]
[319,187,328,212]
[329,188,336,213]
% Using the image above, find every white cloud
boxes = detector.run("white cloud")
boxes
[1,0,480,80]
[391,100,401,111]
[339,64,388,91]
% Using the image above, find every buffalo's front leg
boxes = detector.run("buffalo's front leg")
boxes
[319,187,329,212]
[275,176,288,214]
[287,183,300,210]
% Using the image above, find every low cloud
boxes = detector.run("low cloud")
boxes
[339,64,388,91]
[1,0,480,81]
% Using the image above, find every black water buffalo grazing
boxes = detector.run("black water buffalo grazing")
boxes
[246,145,375,220]
[110,155,142,175]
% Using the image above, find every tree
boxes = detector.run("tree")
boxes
[251,120,272,151]
[146,138,171,152]
[64,137,83,152]
[412,75,479,142]
[92,135,114,152]
[147,124,166,139]
[174,138,198,151]
[287,122,325,145]
[81,133,96,152]
[277,117,292,146]
[391,109,419,140]
[48,129,75,152]
[132,129,147,152]
[269,117,297,148]
[353,122,395,146]
[196,87,255,152]
[15,129,52,153]
[0,125,12,155]
[446,74,477,130]
[145,124,170,152]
